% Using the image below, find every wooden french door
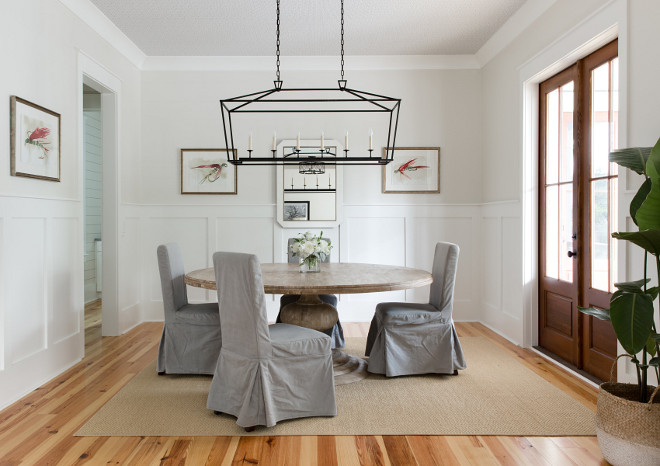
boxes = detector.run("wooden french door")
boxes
[539,40,618,381]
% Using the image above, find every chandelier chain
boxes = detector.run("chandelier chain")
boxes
[276,0,281,82]
[340,0,345,80]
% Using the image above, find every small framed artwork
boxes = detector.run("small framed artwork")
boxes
[283,201,310,221]
[10,96,61,181]
[181,148,237,194]
[383,147,440,193]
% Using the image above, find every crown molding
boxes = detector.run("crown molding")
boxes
[475,0,558,67]
[58,0,146,69]
[141,54,480,71]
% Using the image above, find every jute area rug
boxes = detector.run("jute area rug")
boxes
[76,337,595,436]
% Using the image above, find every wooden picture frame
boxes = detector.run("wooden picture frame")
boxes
[181,148,237,194]
[10,96,61,181]
[383,147,440,193]
[283,201,310,221]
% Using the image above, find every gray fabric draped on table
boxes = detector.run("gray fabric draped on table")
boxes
[365,242,466,376]
[156,243,222,375]
[207,251,336,428]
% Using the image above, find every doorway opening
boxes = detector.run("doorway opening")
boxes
[83,83,103,347]
[79,52,121,349]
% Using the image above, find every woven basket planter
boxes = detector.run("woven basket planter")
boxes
[596,382,660,466]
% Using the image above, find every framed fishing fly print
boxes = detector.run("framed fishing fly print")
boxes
[382,147,440,193]
[10,96,61,181]
[181,148,237,194]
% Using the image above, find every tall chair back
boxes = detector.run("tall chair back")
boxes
[213,251,272,359]
[157,243,188,321]
[428,242,460,313]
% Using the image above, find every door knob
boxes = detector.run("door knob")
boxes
[567,250,577,258]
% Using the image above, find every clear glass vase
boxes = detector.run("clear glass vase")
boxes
[299,255,321,273]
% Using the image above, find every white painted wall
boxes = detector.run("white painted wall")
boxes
[138,67,483,323]
[0,0,142,409]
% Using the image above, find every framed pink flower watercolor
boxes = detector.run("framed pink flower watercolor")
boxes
[181,149,237,194]
[10,96,61,181]
[382,147,440,193]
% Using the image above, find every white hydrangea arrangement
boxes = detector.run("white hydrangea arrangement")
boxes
[290,231,332,271]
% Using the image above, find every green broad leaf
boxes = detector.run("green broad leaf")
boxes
[611,290,625,301]
[609,292,655,355]
[647,334,658,356]
[614,279,651,292]
[636,138,660,230]
[649,357,658,367]
[630,178,652,226]
[577,306,611,321]
[612,230,660,256]
[609,147,651,175]
[651,333,660,343]
[646,286,660,300]
[648,137,660,177]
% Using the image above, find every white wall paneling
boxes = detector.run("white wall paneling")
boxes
[338,204,481,323]
[0,197,83,410]
[51,217,82,344]
[7,217,47,364]
[479,201,523,344]
[140,203,481,324]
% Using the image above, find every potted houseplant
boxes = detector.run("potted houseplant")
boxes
[579,138,660,465]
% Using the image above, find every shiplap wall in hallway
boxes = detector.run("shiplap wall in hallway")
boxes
[83,108,102,303]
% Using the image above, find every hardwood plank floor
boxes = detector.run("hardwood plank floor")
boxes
[0,307,605,465]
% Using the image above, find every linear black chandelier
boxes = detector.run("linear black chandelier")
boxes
[219,0,401,167]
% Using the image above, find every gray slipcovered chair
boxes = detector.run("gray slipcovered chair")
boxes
[276,237,345,348]
[156,243,222,375]
[207,251,336,430]
[365,242,466,377]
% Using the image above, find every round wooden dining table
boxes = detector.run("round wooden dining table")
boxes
[185,262,432,384]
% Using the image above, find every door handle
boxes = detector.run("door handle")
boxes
[567,250,577,258]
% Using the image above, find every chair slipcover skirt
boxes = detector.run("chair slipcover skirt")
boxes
[365,304,466,376]
[207,324,336,428]
[157,302,222,375]
[365,242,467,377]
[156,243,222,375]
[207,252,336,428]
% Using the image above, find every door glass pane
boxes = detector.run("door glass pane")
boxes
[591,179,609,291]
[546,89,559,184]
[559,183,573,282]
[592,63,610,177]
[560,82,574,182]
[610,58,619,176]
[545,185,558,279]
[609,177,618,291]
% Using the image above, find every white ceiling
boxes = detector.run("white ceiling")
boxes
[88,0,528,57]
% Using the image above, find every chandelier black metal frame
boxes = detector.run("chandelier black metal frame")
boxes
[219,0,401,167]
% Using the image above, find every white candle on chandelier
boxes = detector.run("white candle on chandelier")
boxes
[345,131,349,150]
[320,131,325,150]
[296,132,301,150]
[369,129,373,150]
[272,131,277,150]
[248,133,253,150]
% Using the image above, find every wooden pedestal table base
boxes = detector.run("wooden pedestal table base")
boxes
[280,294,368,385]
